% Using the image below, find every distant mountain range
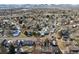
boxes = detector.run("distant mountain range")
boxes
[0,4,79,9]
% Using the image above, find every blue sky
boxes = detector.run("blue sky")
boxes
[0,0,79,4]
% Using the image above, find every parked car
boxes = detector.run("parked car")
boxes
[24,31,33,37]
[50,40,57,46]
[61,30,70,41]
[14,40,35,46]
[1,39,10,47]
[14,40,22,47]
[24,40,35,46]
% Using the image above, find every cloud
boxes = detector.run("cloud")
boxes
[0,0,79,4]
